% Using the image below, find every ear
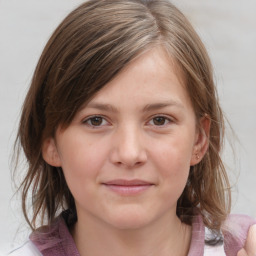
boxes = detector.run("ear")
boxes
[42,137,62,167]
[190,115,211,166]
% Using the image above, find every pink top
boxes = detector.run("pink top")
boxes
[28,210,255,256]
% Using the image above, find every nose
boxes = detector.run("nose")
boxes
[109,125,147,168]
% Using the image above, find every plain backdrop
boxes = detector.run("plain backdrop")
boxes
[0,0,255,253]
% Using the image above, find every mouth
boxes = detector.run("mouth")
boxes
[102,179,154,196]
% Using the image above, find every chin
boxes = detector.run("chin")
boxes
[105,207,154,230]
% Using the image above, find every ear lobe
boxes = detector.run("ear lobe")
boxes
[190,115,211,166]
[42,137,61,167]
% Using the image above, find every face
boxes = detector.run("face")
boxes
[43,48,209,230]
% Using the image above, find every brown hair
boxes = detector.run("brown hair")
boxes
[15,0,231,234]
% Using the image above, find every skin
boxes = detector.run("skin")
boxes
[42,47,254,255]
[238,225,256,256]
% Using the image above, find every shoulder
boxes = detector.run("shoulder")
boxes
[223,214,256,242]
[6,241,42,256]
[192,213,256,256]
[224,214,256,230]
[222,214,256,255]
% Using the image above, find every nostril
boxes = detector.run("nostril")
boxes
[115,160,144,168]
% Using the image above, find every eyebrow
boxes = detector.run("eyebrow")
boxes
[142,101,184,112]
[86,103,119,113]
[85,100,184,113]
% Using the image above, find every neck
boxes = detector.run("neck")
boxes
[71,211,192,256]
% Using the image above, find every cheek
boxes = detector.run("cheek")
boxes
[153,133,194,171]
[57,134,109,186]
[58,138,110,209]
[150,132,194,190]
[157,146,191,183]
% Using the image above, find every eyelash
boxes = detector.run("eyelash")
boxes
[148,115,172,127]
[82,115,109,128]
[82,115,173,128]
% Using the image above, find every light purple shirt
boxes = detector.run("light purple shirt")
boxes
[8,210,256,256]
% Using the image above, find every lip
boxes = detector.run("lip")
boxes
[102,179,154,196]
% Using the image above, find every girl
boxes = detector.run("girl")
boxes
[10,0,256,255]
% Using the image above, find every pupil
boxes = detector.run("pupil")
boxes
[91,117,102,126]
[153,117,165,125]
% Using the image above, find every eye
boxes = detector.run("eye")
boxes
[148,116,171,126]
[83,116,108,127]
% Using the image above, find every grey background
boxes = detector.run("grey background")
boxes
[0,0,255,253]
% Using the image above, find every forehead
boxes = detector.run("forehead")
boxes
[86,47,191,111]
